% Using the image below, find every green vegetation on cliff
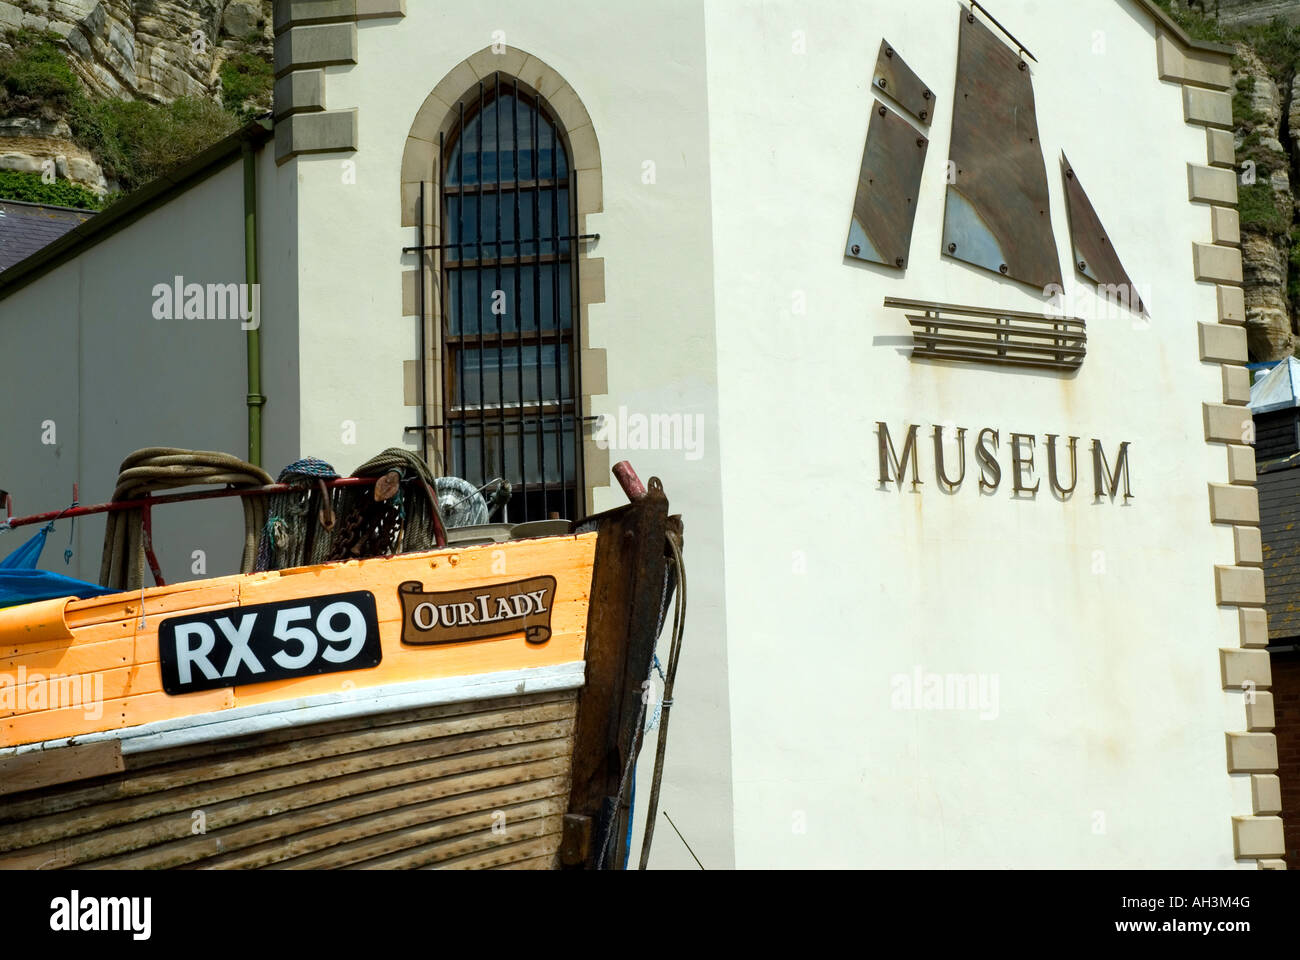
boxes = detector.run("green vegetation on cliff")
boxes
[0,169,102,210]
[0,27,262,207]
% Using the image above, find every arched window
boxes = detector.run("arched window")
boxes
[439,74,583,522]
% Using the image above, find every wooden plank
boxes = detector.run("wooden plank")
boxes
[0,739,574,866]
[267,795,569,870]
[1,534,596,749]
[92,777,571,870]
[429,833,562,870]
[567,488,670,868]
[494,853,557,869]
[358,814,563,869]
[2,688,234,750]
[0,664,161,720]
[0,742,123,797]
[0,691,576,820]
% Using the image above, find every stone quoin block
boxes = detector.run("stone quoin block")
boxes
[1193,243,1243,284]
[1226,444,1256,484]
[1246,693,1275,732]
[275,109,358,163]
[274,23,357,77]
[1252,774,1282,813]
[1219,647,1271,688]
[1188,164,1238,205]
[1211,206,1240,246]
[1198,322,1247,363]
[1222,365,1251,405]
[1182,86,1234,128]
[1232,816,1285,858]
[1203,404,1252,444]
[273,69,325,120]
[1214,565,1265,605]
[1209,483,1259,524]
[1239,607,1269,647]
[1226,732,1278,773]
[1232,525,1263,565]
[1156,33,1233,90]
[275,0,356,34]
[1207,128,1236,168]
[1217,284,1246,324]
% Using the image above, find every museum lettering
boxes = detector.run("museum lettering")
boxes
[876,422,1132,500]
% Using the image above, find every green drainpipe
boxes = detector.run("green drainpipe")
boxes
[243,139,265,468]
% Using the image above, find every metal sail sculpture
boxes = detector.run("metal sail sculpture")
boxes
[1060,152,1145,314]
[942,8,1062,291]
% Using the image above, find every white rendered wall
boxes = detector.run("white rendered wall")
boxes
[290,0,734,868]
[705,0,1248,866]
[0,154,300,588]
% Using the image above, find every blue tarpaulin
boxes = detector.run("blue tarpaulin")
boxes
[0,525,112,609]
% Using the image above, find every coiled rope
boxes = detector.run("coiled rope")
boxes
[255,457,340,571]
[333,448,445,555]
[99,448,273,591]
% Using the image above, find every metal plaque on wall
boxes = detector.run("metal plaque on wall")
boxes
[1060,152,1144,314]
[873,39,935,125]
[942,10,1062,291]
[846,100,928,270]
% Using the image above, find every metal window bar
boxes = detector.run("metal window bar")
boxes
[407,79,590,523]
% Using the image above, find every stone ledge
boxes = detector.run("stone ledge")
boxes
[275,109,358,164]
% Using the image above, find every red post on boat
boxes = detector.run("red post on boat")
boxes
[612,461,647,502]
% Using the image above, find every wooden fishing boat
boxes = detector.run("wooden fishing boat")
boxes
[0,460,681,870]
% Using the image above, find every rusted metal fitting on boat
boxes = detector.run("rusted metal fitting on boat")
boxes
[613,461,647,502]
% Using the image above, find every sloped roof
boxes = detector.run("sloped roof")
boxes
[0,200,95,274]
[1249,357,1300,415]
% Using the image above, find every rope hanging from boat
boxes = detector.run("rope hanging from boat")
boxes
[98,448,273,591]
[595,528,688,870]
[637,530,686,868]
[327,448,447,561]
[254,457,340,571]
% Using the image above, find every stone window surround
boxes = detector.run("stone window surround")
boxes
[400,47,608,515]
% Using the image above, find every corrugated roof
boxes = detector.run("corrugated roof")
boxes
[1250,357,1300,415]
[0,200,95,274]
[1257,455,1300,641]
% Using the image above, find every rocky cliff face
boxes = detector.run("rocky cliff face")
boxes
[0,0,270,196]
[1234,42,1298,358]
